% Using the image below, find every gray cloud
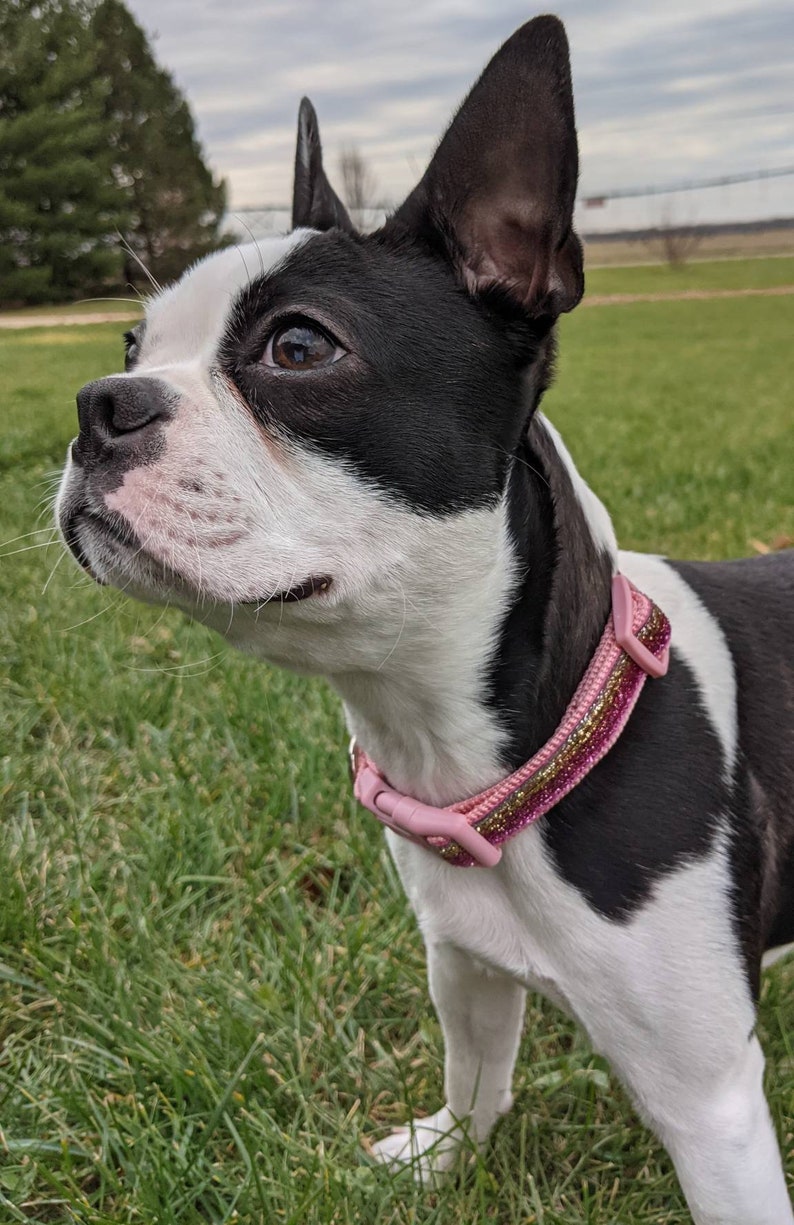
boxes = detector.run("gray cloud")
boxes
[126,0,794,213]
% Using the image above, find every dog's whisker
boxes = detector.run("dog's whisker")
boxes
[61,592,126,633]
[376,581,408,671]
[73,296,146,310]
[235,244,251,281]
[41,546,69,595]
[0,527,58,548]
[233,215,266,278]
[275,559,301,631]
[30,475,64,491]
[0,539,61,559]
[496,444,550,489]
[122,648,226,677]
[116,231,162,294]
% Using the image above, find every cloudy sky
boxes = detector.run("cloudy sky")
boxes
[126,0,793,226]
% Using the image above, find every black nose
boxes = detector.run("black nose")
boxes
[73,376,176,469]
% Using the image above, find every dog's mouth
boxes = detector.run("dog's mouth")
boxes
[62,507,333,607]
[240,575,333,608]
[62,508,114,584]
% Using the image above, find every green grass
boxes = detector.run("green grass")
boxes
[584,254,794,298]
[1,265,793,1223]
[550,293,794,558]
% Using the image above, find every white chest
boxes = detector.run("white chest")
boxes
[386,824,592,1009]
[385,817,751,1065]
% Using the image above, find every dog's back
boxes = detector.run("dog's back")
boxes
[673,551,794,949]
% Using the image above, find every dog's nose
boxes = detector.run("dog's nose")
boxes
[76,376,174,437]
[72,376,176,469]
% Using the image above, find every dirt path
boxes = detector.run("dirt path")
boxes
[583,285,794,307]
[1,285,792,329]
[0,310,140,329]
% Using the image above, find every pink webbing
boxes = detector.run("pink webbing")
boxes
[452,580,659,821]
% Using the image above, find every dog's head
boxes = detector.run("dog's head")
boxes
[57,17,583,674]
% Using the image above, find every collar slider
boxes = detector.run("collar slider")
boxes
[611,574,670,677]
[351,746,502,867]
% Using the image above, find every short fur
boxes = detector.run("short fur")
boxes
[56,16,793,1223]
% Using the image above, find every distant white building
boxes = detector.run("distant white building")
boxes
[223,176,793,248]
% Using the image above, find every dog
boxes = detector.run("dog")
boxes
[56,16,794,1223]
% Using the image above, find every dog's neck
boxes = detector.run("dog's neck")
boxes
[333,414,618,807]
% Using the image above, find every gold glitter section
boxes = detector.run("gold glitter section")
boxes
[439,604,670,862]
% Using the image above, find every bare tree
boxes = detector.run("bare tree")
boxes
[338,146,377,212]
[645,204,703,267]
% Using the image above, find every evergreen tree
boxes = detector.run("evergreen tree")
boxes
[0,0,125,303]
[91,0,229,287]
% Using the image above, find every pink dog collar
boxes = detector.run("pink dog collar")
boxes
[351,575,671,868]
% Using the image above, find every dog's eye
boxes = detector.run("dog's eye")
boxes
[263,321,342,371]
[123,331,139,372]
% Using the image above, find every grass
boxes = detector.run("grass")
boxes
[1,258,793,1223]
[584,254,794,297]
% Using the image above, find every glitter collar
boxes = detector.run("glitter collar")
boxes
[350,574,671,868]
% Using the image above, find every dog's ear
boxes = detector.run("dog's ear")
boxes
[292,97,355,234]
[386,16,582,317]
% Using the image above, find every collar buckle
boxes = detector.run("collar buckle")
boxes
[351,744,502,868]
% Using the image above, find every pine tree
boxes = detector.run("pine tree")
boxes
[0,0,125,303]
[91,0,229,287]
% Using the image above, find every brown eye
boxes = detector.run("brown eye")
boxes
[264,322,341,371]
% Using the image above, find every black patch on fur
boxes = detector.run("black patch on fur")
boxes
[724,760,766,997]
[220,229,549,513]
[539,644,729,921]
[291,98,355,235]
[485,433,557,766]
[671,554,794,972]
[490,474,791,983]
[386,16,583,317]
[467,411,733,932]
[525,418,615,746]
[486,413,613,769]
[767,841,794,950]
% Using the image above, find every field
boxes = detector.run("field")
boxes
[1,258,793,1223]
[584,226,794,267]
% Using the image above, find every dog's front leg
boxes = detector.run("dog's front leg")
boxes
[371,942,525,1181]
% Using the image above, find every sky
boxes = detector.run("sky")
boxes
[125,0,794,229]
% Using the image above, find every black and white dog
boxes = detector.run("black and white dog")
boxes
[56,17,793,1223]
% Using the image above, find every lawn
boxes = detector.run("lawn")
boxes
[584,253,794,297]
[1,258,793,1223]
[0,299,143,321]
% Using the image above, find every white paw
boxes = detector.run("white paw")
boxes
[370,1107,467,1184]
